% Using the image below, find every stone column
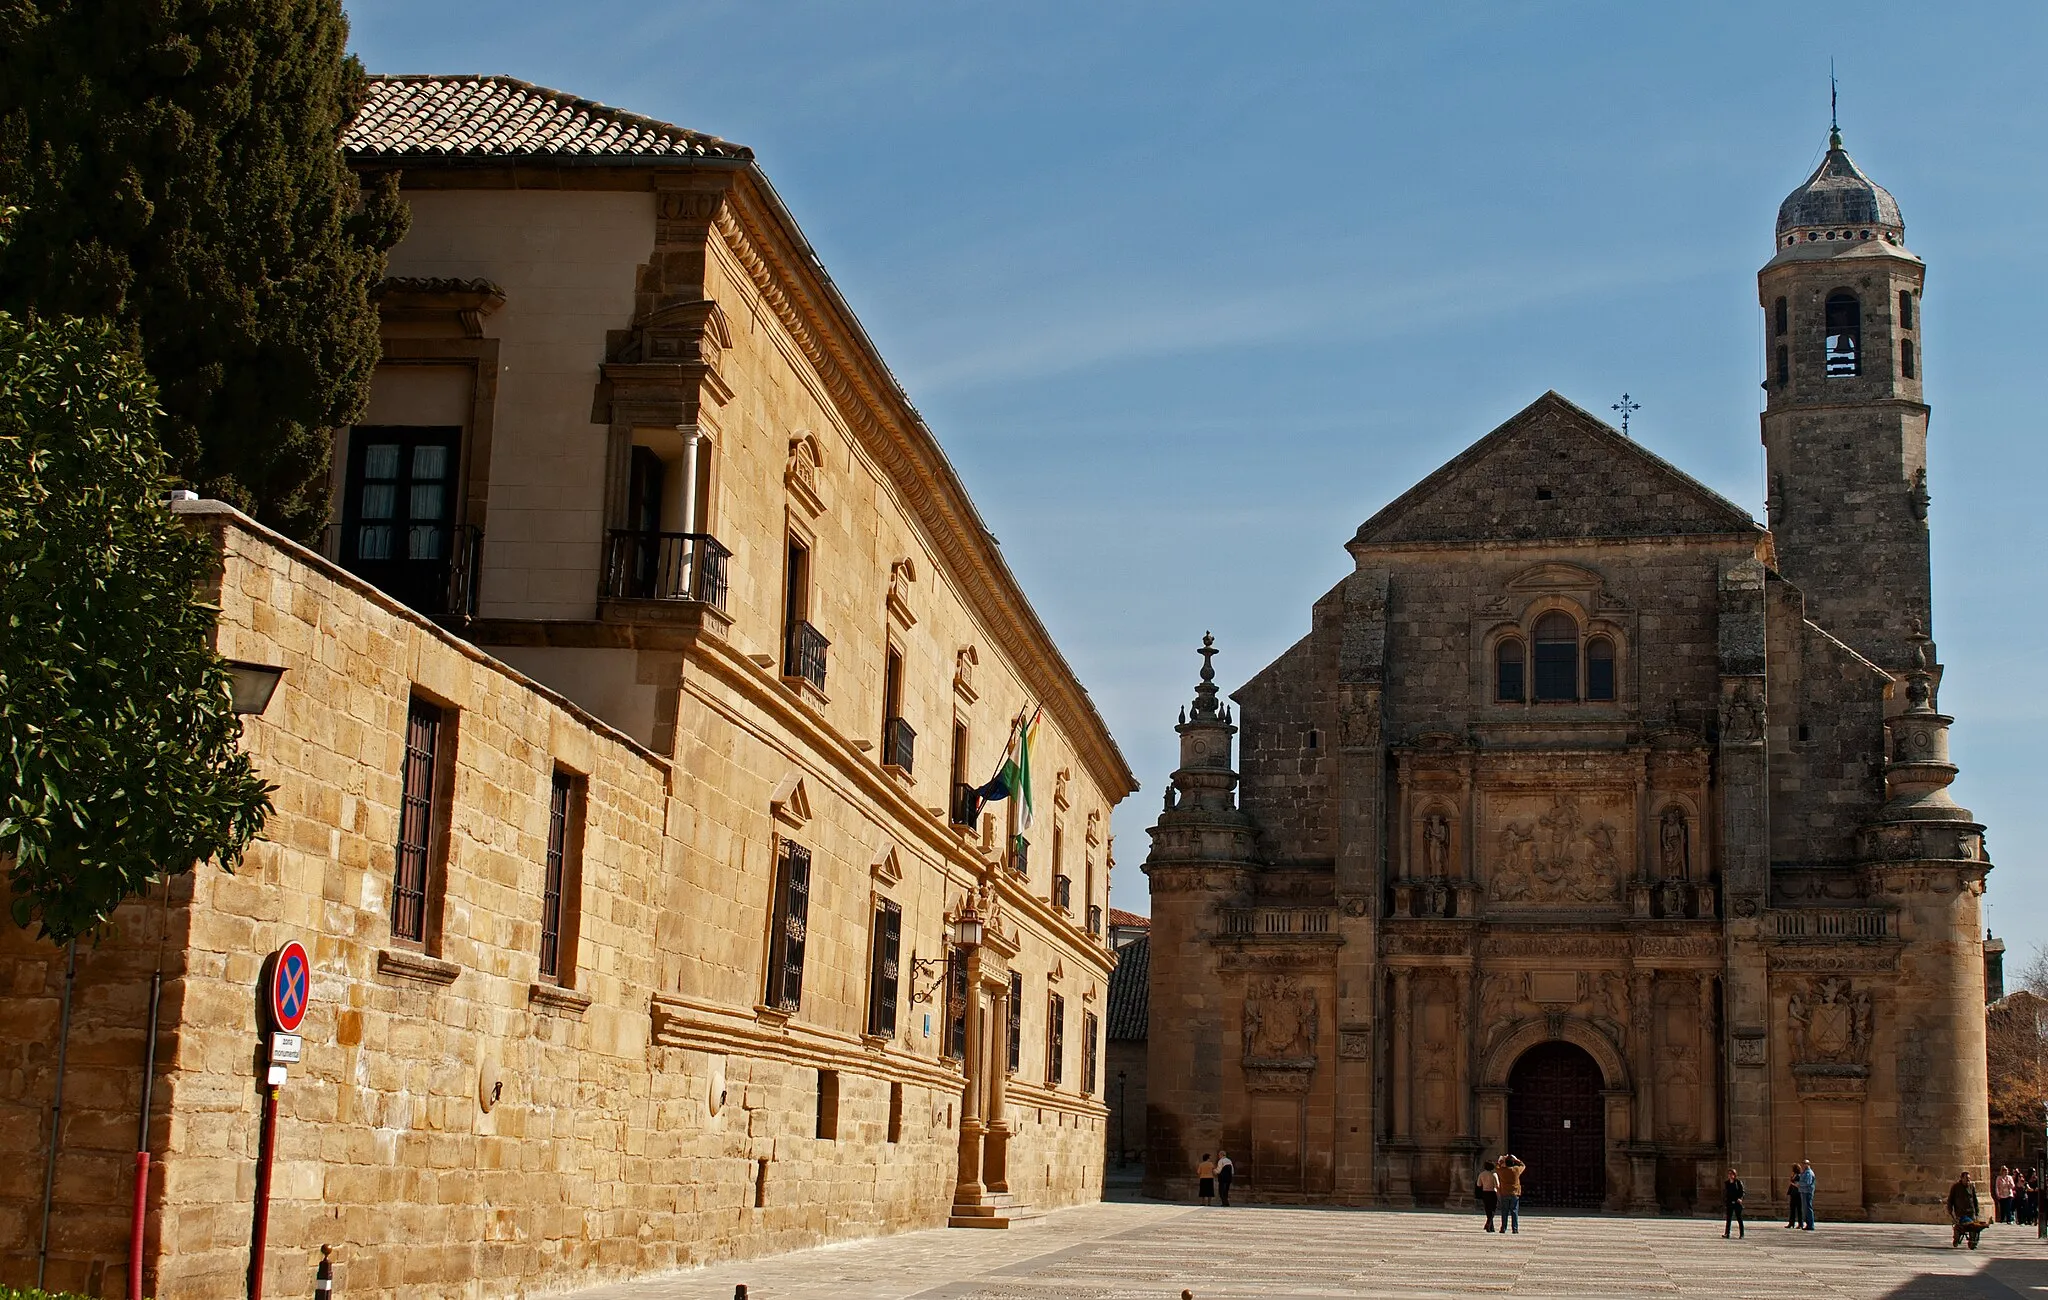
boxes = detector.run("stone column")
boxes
[956,975,987,1201]
[1391,968,1412,1138]
[984,977,1011,1195]
[1629,968,1659,1213]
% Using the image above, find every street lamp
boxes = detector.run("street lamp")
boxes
[951,900,984,949]
[224,660,286,715]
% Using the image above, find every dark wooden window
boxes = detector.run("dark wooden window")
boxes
[866,898,901,1038]
[815,1069,839,1140]
[1898,289,1914,331]
[392,698,443,944]
[1083,1011,1099,1095]
[1495,638,1526,703]
[1007,971,1023,1075]
[1586,637,1616,702]
[343,428,463,615]
[886,1081,903,1144]
[1046,992,1066,1086]
[539,769,582,982]
[1773,296,1788,336]
[1825,291,1862,376]
[1901,337,1916,380]
[1532,613,1579,702]
[766,840,812,1012]
[883,644,904,748]
[948,720,973,826]
[945,947,969,1060]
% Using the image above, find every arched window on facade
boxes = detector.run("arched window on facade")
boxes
[1586,636,1616,701]
[1901,337,1915,380]
[1824,291,1862,377]
[1495,638,1525,703]
[1773,296,1788,337]
[1532,612,1578,702]
[1774,345,1789,387]
[1898,289,1914,331]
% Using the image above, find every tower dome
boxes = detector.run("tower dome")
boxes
[1775,130,1904,247]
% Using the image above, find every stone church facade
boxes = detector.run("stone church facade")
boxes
[1143,131,1991,1221]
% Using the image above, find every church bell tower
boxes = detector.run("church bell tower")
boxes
[1759,126,1929,673]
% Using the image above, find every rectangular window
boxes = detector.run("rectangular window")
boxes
[948,720,973,826]
[539,769,584,983]
[1899,289,1914,331]
[392,698,444,945]
[886,1081,903,1144]
[1901,337,1916,380]
[945,946,968,1060]
[1046,992,1066,1086]
[766,840,812,1012]
[1083,1011,1099,1095]
[343,428,465,618]
[781,536,827,689]
[867,897,902,1038]
[1007,971,1023,1075]
[815,1069,839,1140]
[1051,826,1064,902]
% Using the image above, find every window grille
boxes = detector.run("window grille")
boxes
[767,841,812,1012]
[392,700,442,943]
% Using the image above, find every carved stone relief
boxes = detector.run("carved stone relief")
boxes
[1788,976,1873,1068]
[1487,795,1624,904]
[1242,976,1321,1065]
[1721,681,1765,745]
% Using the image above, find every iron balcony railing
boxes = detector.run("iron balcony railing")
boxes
[602,530,730,610]
[336,522,483,623]
[1008,836,1030,878]
[1087,904,1103,937]
[1054,873,1073,913]
[883,716,916,772]
[950,782,978,828]
[785,620,829,691]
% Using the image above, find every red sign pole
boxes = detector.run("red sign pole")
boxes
[248,1081,279,1300]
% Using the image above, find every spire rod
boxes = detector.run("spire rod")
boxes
[1829,59,1841,148]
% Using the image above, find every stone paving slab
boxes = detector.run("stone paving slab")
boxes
[562,1203,2048,1300]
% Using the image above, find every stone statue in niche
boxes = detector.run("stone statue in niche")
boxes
[1242,976,1320,1064]
[1721,681,1765,745]
[1488,797,1623,904]
[1788,976,1874,1067]
[1422,812,1451,877]
[1659,806,1690,879]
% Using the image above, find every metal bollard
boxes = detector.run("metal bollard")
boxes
[315,1244,333,1296]
[734,1288,747,1299]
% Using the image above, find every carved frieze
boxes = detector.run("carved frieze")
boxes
[1483,934,1629,960]
[1383,931,1469,958]
[1633,933,1721,961]
[1767,947,1900,973]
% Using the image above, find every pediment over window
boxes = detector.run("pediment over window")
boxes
[787,432,826,517]
[770,771,812,828]
[887,555,918,628]
[1505,562,1604,593]
[869,842,902,886]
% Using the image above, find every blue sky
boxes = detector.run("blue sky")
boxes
[347,1,2048,969]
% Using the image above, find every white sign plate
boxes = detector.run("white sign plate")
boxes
[270,1032,303,1064]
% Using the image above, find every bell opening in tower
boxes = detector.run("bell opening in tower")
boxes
[1824,292,1862,376]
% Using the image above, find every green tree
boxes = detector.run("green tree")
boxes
[0,289,273,944]
[0,0,406,540]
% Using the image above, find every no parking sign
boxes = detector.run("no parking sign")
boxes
[264,940,311,1034]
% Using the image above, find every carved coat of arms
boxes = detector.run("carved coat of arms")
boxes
[1787,976,1873,1067]
[1242,975,1320,1064]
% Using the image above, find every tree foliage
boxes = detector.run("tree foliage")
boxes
[0,0,406,540]
[0,291,272,944]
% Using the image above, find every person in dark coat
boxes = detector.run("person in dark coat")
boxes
[1785,1164,1803,1228]
[1948,1170,1985,1249]
[1723,1168,1746,1238]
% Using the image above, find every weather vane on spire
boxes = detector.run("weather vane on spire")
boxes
[1612,392,1642,437]
[1830,59,1841,146]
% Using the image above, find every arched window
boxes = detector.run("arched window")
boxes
[1774,345,1789,386]
[1532,612,1578,702]
[1773,296,1788,337]
[1898,289,1913,331]
[1586,637,1616,701]
[1824,292,1861,377]
[1495,638,1525,703]
[1901,337,1915,379]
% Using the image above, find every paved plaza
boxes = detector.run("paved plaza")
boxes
[567,1200,2048,1300]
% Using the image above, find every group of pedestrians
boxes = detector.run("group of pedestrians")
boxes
[1195,1151,1235,1206]
[1475,1154,1526,1233]
[1783,1160,1818,1230]
[1993,1165,2044,1225]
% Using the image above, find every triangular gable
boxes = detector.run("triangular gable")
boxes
[769,771,812,828]
[1350,392,1760,549]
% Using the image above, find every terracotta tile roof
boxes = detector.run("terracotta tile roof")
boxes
[1108,907,1151,930]
[345,75,751,163]
[1106,936,1148,1041]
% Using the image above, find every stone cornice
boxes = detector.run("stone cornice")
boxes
[713,170,1135,801]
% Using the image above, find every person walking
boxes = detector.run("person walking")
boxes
[1995,1167,2015,1223]
[1477,1160,1501,1232]
[1723,1168,1746,1239]
[1215,1150,1235,1207]
[1196,1153,1217,1206]
[1497,1155,1527,1236]
[1798,1160,1817,1230]
[1785,1165,1803,1228]
[1948,1170,1985,1249]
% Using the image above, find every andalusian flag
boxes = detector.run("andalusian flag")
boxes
[971,706,1043,828]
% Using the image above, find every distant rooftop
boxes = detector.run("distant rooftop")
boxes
[1106,936,1148,1041]
[344,75,751,163]
[1109,907,1150,930]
